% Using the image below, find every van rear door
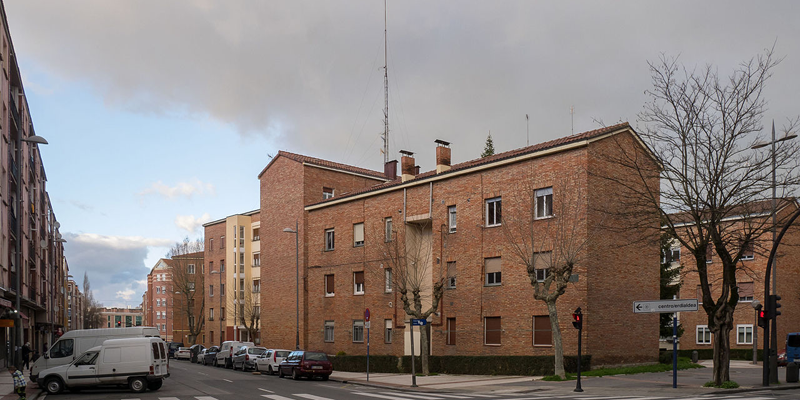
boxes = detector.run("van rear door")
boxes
[151,341,168,377]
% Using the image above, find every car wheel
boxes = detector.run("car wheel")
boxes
[44,376,64,394]
[226,358,233,369]
[129,376,147,393]
[292,368,299,380]
[322,375,329,381]
[278,367,284,378]
[268,365,274,375]
[147,379,163,391]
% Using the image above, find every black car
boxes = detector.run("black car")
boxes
[167,342,184,359]
[202,346,220,366]
[189,344,205,363]
[278,351,333,380]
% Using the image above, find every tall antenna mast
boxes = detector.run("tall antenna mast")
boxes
[381,0,390,164]
[570,105,574,135]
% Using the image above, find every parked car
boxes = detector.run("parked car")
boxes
[175,347,191,360]
[278,351,332,380]
[167,342,184,359]
[779,349,787,366]
[216,341,254,369]
[189,344,205,363]
[256,349,291,375]
[37,337,168,394]
[232,346,267,371]
[202,346,220,366]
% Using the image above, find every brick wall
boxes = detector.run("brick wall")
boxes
[204,221,227,347]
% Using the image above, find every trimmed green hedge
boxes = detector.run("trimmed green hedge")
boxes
[660,349,762,362]
[331,355,591,376]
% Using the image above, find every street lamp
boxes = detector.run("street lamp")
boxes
[14,134,48,368]
[283,221,300,350]
[752,121,797,384]
[751,300,761,365]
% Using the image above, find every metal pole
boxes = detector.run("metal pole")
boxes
[295,220,300,350]
[575,323,583,392]
[410,322,417,387]
[769,121,779,384]
[753,308,758,365]
[14,129,23,369]
[672,315,678,388]
[366,324,370,382]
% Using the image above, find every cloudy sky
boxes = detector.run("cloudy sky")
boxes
[4,1,799,307]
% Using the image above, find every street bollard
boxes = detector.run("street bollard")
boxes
[691,350,698,364]
[787,362,799,383]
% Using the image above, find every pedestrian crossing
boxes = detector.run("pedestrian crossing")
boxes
[118,392,778,400]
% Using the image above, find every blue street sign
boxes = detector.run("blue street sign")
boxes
[411,319,427,326]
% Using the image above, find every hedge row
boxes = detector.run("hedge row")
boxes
[659,349,762,363]
[331,355,591,376]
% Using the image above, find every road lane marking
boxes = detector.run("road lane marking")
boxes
[223,378,234,382]
[378,392,451,399]
[196,397,220,400]
[262,395,295,400]
[423,395,472,399]
[355,393,443,400]
[158,398,180,400]
[294,394,337,400]
[259,387,275,393]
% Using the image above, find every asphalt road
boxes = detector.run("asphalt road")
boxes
[36,359,800,400]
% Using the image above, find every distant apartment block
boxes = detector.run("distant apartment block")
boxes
[100,307,143,328]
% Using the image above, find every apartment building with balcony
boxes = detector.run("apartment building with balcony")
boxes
[258,123,661,365]
[65,280,83,331]
[144,251,205,344]
[0,2,69,363]
[202,210,261,347]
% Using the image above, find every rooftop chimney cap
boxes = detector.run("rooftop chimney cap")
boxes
[434,139,450,147]
[399,150,414,156]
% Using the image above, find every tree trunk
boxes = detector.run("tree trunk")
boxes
[547,300,566,379]
[711,307,734,385]
[420,322,430,375]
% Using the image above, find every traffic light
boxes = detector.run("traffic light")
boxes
[769,294,782,318]
[117,321,121,327]
[756,304,767,328]
[572,307,583,330]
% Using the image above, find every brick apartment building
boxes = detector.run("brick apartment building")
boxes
[0,1,70,364]
[66,280,84,331]
[202,210,261,347]
[257,122,661,365]
[100,307,143,328]
[671,199,800,353]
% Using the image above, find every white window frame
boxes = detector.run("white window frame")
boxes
[448,205,457,233]
[209,308,214,320]
[188,264,196,274]
[354,272,365,295]
[353,223,365,247]
[325,274,335,297]
[384,269,393,293]
[384,217,393,242]
[324,321,335,343]
[323,187,334,200]
[325,228,335,251]
[737,324,753,345]
[535,187,553,219]
[384,319,393,343]
[352,320,364,343]
[535,268,550,282]
[696,325,712,345]
[446,261,456,289]
[485,197,502,227]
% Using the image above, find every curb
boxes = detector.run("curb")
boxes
[708,383,800,395]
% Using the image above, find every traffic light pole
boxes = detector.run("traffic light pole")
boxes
[573,307,583,393]
[672,315,678,389]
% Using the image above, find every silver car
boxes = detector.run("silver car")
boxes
[232,346,267,371]
[255,349,292,375]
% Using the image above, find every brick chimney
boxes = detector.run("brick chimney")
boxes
[384,160,398,180]
[435,139,451,173]
[400,150,415,182]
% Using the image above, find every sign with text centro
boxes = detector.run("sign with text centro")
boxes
[633,299,699,314]
[411,319,427,326]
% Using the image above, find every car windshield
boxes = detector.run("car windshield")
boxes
[276,351,290,357]
[249,348,266,355]
[305,352,328,361]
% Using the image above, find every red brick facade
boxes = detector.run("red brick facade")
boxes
[257,124,661,365]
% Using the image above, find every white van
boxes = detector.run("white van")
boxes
[31,326,160,381]
[215,341,254,368]
[37,337,168,394]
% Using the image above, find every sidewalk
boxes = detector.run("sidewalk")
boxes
[329,360,800,397]
[0,370,41,400]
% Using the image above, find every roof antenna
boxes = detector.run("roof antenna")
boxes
[526,114,529,146]
[381,0,390,164]
[570,105,574,135]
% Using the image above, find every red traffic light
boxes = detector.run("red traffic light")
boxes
[572,308,583,330]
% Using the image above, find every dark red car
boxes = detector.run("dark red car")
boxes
[278,351,332,380]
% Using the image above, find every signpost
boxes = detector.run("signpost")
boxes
[409,319,426,387]
[365,309,370,382]
[634,298,698,388]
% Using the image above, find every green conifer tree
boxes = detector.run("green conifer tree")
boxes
[481,132,495,158]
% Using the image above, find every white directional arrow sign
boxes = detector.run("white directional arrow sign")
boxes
[633,299,698,314]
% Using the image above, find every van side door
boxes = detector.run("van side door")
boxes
[65,351,100,387]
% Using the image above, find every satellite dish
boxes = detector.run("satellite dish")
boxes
[40,240,47,249]
[54,221,61,229]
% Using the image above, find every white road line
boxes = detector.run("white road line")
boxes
[378,391,450,399]
[355,393,424,400]
[120,398,141,400]
[294,394,337,400]
[223,378,234,382]
[259,387,275,393]
[421,394,474,399]
[158,398,181,400]
[195,397,220,400]
[461,395,499,398]
[262,395,295,400]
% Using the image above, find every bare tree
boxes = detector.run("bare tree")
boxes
[167,238,205,345]
[598,48,800,384]
[501,173,591,379]
[379,220,444,375]
[230,277,260,343]
[82,272,103,329]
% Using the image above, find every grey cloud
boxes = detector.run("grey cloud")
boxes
[5,1,800,173]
